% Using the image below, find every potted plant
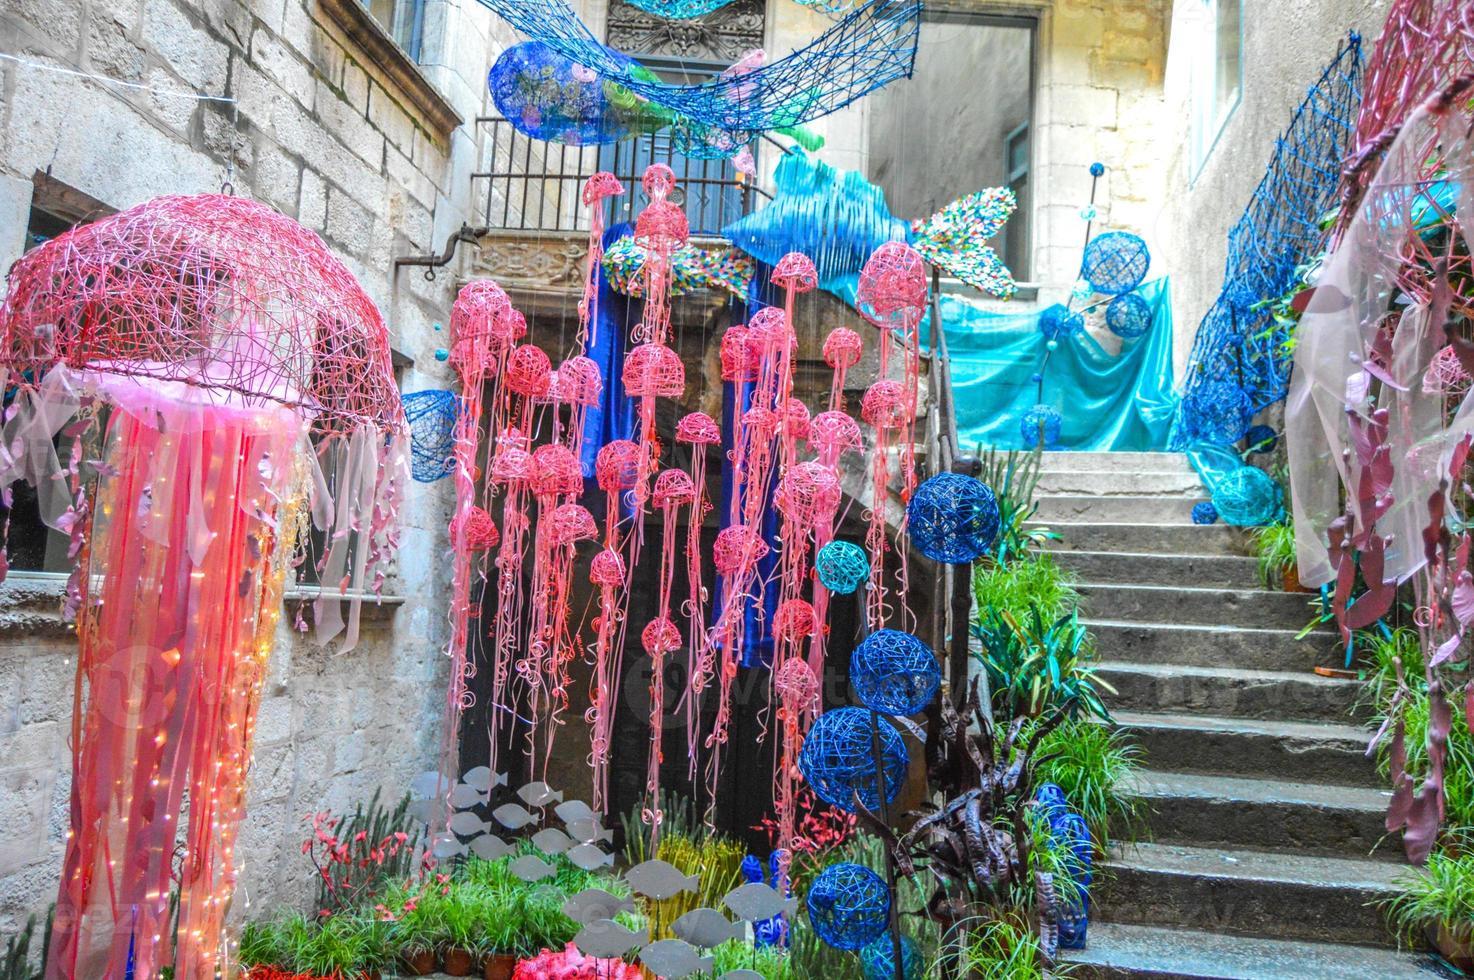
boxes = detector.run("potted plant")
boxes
[1384,848,1474,969]
[1250,520,1307,591]
[439,883,486,976]
[388,881,448,976]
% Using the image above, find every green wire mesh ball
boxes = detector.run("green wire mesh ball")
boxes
[1080,231,1150,295]
[850,629,940,716]
[1211,466,1283,526]
[906,473,1000,564]
[861,935,922,980]
[798,707,907,814]
[816,539,870,594]
[1105,293,1151,339]
[806,862,890,951]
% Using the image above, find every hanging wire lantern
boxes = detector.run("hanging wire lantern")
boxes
[850,629,940,716]
[1079,230,1151,295]
[906,473,1000,564]
[1019,403,1062,450]
[403,390,460,483]
[815,540,870,594]
[806,863,891,951]
[797,707,907,813]
[1104,293,1152,339]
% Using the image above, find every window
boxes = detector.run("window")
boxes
[1189,0,1242,179]
[1003,122,1030,280]
[362,0,424,61]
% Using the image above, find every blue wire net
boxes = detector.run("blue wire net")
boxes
[623,0,735,18]
[906,473,1000,564]
[1079,231,1150,296]
[1179,380,1250,446]
[1191,501,1219,525]
[473,0,919,140]
[1037,303,1083,341]
[860,935,921,980]
[798,707,907,813]
[1105,292,1151,340]
[1019,404,1062,450]
[850,629,940,716]
[1211,465,1283,526]
[816,539,870,594]
[805,862,890,951]
[1244,423,1278,454]
[403,390,460,483]
[1173,35,1362,449]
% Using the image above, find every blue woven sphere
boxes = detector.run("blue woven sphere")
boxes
[1020,403,1062,450]
[1080,231,1150,295]
[402,390,460,483]
[1212,466,1283,526]
[1244,424,1277,454]
[797,707,908,813]
[850,629,940,716]
[1191,501,1219,525]
[1089,162,1106,178]
[816,540,870,595]
[1183,381,1250,445]
[806,863,890,951]
[860,935,922,980]
[906,473,1000,564]
[1038,303,1083,341]
[1105,293,1151,339]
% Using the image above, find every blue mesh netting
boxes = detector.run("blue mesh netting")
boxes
[623,0,734,18]
[1019,403,1062,450]
[861,935,921,980]
[806,863,890,951]
[1037,303,1083,341]
[1211,465,1284,526]
[474,0,919,140]
[1244,423,1278,454]
[1191,501,1219,525]
[1105,293,1151,340]
[403,389,460,483]
[816,539,870,594]
[798,707,907,813]
[906,473,1000,564]
[850,629,940,716]
[1179,380,1250,446]
[1173,35,1362,449]
[1079,231,1150,296]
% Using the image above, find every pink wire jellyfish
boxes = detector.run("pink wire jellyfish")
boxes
[774,461,840,671]
[502,343,552,438]
[822,327,864,411]
[633,164,689,345]
[586,545,627,812]
[720,325,760,521]
[556,354,603,458]
[861,379,909,627]
[857,241,928,499]
[705,522,770,803]
[646,468,695,846]
[805,411,862,674]
[675,411,720,780]
[624,341,685,508]
[773,642,819,872]
[489,429,535,747]
[579,171,625,350]
[522,442,583,770]
[540,500,596,776]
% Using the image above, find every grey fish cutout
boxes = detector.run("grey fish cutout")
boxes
[530,827,573,854]
[491,802,537,830]
[431,834,467,859]
[409,770,448,799]
[462,766,506,791]
[554,799,594,824]
[719,972,766,980]
[517,781,564,807]
[639,939,713,979]
[508,854,557,883]
[405,798,436,824]
[624,859,700,900]
[449,783,484,809]
[670,907,745,948]
[565,843,614,871]
[447,811,487,836]
[562,887,636,924]
[722,882,797,922]
[469,834,513,860]
[571,919,643,959]
[564,817,614,844]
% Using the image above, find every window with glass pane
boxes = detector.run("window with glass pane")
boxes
[363,0,424,60]
[1190,0,1242,178]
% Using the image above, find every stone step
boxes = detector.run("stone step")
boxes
[1124,769,1394,858]
[1064,922,1437,979]
[1087,620,1336,672]
[1056,550,1261,590]
[1037,522,1250,557]
[1039,451,1197,474]
[1097,662,1363,723]
[1034,495,1208,525]
[1111,711,1375,786]
[1080,582,1318,631]
[1095,843,1407,947]
[1034,470,1204,496]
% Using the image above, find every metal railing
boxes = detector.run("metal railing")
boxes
[472,117,768,237]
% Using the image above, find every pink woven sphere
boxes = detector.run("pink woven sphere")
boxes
[642,163,677,200]
[713,524,769,575]
[772,252,818,294]
[720,325,759,382]
[652,468,696,508]
[595,439,642,493]
[505,309,528,341]
[506,344,552,398]
[559,355,603,408]
[782,399,812,441]
[741,405,779,439]
[861,380,908,431]
[642,616,682,655]
[531,443,581,496]
[822,328,864,370]
[809,410,863,456]
[857,242,927,328]
[589,548,626,586]
[774,657,819,706]
[582,171,624,205]
[1424,344,1471,394]
[449,280,512,381]
[490,441,534,486]
[624,343,685,399]
[776,461,841,526]
[676,412,721,445]
[774,598,817,640]
[451,505,499,551]
[636,201,689,251]
[548,502,597,545]
[533,370,563,406]
[747,308,793,358]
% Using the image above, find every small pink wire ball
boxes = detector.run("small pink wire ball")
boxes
[652,468,696,508]
[642,616,682,655]
[506,344,552,398]
[590,548,626,586]
[857,242,927,329]
[595,439,643,493]
[449,280,512,381]
[776,461,841,527]
[583,171,624,205]
[721,325,759,382]
[742,405,779,439]
[559,356,603,408]
[774,598,817,640]
[861,380,908,431]
[714,524,769,574]
[642,163,676,200]
[451,505,500,551]
[773,252,818,293]
[809,411,863,457]
[775,657,820,707]
[490,440,534,486]
[624,343,686,399]
[548,502,597,545]
[782,399,813,441]
[747,308,793,357]
[823,328,864,370]
[1424,344,1471,394]
[505,309,528,341]
[676,412,721,445]
[531,443,582,496]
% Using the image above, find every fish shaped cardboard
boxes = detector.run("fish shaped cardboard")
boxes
[625,860,700,900]
[722,882,797,922]
[555,799,595,824]
[431,834,467,859]
[530,827,573,854]
[517,781,564,807]
[405,798,436,824]
[508,854,557,883]
[670,908,745,948]
[564,817,614,844]
[447,811,486,836]
[491,802,538,830]
[469,834,514,860]
[449,783,485,809]
[409,770,449,799]
[639,939,714,979]
[462,766,506,791]
[571,919,643,959]
[566,843,615,871]
[562,887,637,924]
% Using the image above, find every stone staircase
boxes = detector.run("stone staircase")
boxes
[1026,452,1441,979]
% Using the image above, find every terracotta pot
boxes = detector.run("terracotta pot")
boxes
[1432,921,1474,971]
[443,947,476,976]
[1282,565,1313,593]
[398,948,438,975]
[483,952,516,980]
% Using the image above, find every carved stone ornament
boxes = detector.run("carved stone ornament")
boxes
[607,0,766,63]
[470,232,589,288]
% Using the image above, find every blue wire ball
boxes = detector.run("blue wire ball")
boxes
[850,629,940,716]
[806,862,890,951]
[1080,231,1151,295]
[906,473,1000,564]
[816,540,870,595]
[1212,466,1283,526]
[1183,381,1250,445]
[797,707,908,814]
[1038,303,1083,341]
[861,935,922,980]
[1191,501,1218,525]
[1244,424,1277,454]
[1020,403,1062,450]
[1105,293,1152,339]
[1089,162,1106,177]
[402,390,460,483]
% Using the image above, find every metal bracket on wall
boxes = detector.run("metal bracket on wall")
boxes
[392,223,489,281]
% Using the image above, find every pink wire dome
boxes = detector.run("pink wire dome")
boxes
[714,524,769,574]
[861,379,908,430]
[491,434,534,486]
[506,344,553,398]
[583,170,625,205]
[776,461,842,526]
[773,252,819,293]
[747,307,794,353]
[595,439,643,492]
[590,548,627,586]
[449,280,513,381]
[532,443,582,496]
[548,503,597,545]
[643,162,677,199]
[676,411,721,444]
[823,327,864,369]
[810,410,863,456]
[558,356,604,407]
[774,657,820,706]
[857,241,928,328]
[653,468,697,508]
[774,598,817,640]
[642,616,682,654]
[782,398,813,441]
[624,343,686,398]
[452,505,500,551]
[721,325,759,382]
[742,405,780,438]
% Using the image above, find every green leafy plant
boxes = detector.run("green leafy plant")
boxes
[978,446,1054,565]
[241,910,388,978]
[1250,520,1299,589]
[1383,844,1474,945]
[948,912,1073,979]
[973,551,1079,624]
[976,605,1112,724]
[1032,719,1144,851]
[710,938,794,979]
[1,913,48,980]
[1375,686,1474,832]
[304,790,428,916]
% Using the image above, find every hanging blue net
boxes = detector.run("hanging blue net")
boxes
[816,539,870,594]
[1035,783,1091,951]
[1019,404,1062,450]
[1244,423,1277,454]
[1079,231,1150,296]
[806,863,890,951]
[724,148,909,282]
[860,935,922,980]
[474,0,920,140]
[1105,292,1151,340]
[1173,35,1362,449]
[906,473,999,564]
[1211,465,1283,526]
[797,707,907,813]
[850,629,939,716]
[623,0,735,18]
[1037,303,1083,342]
[1179,380,1250,446]
[1191,501,1219,525]
[403,390,460,483]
